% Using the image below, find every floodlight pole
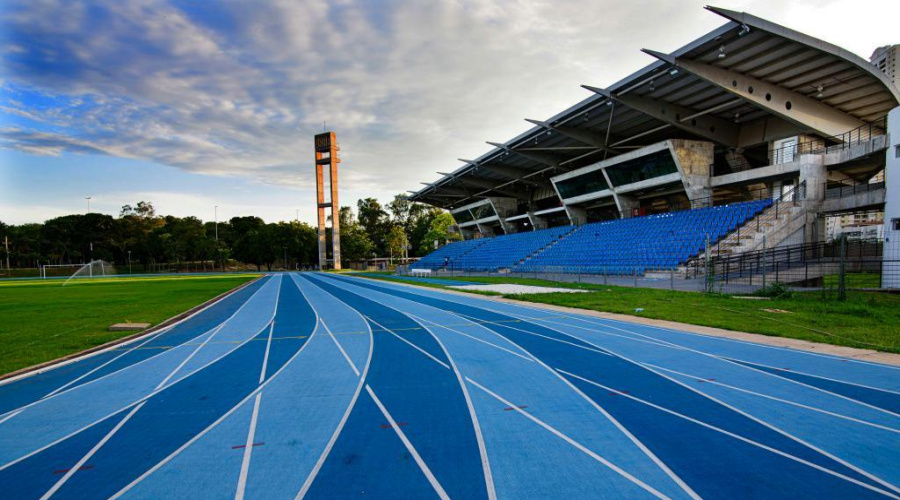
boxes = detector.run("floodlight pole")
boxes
[85,196,92,213]
[214,205,219,241]
[3,236,9,272]
[128,250,132,275]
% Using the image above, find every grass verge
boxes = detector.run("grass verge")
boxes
[0,274,259,375]
[357,273,900,354]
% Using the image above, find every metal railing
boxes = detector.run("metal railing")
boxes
[825,181,886,200]
[712,116,888,176]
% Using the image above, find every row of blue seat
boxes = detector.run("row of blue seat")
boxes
[413,199,772,275]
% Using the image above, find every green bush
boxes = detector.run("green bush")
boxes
[752,282,794,299]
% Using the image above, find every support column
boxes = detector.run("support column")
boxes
[883,107,900,288]
[614,193,640,218]
[799,154,826,244]
[671,140,713,206]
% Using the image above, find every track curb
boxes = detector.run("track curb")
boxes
[0,275,263,384]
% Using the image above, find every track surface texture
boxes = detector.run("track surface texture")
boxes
[1,273,898,499]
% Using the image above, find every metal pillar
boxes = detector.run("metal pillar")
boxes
[315,131,342,270]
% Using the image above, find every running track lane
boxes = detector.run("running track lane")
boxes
[0,275,316,499]
[0,277,266,415]
[301,273,490,499]
[321,273,899,499]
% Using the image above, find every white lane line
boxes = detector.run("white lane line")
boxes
[40,401,146,500]
[0,276,265,393]
[465,376,670,500]
[456,312,612,356]
[326,274,696,499]
[365,316,451,370]
[645,363,900,434]
[234,278,284,500]
[110,278,316,500]
[405,314,497,500]
[499,310,900,497]
[259,321,276,384]
[567,312,900,372]
[293,274,374,499]
[722,359,900,396]
[365,385,450,500]
[0,410,22,425]
[0,280,271,424]
[42,325,176,399]
[0,323,278,471]
[292,274,359,376]
[319,319,359,377]
[559,369,900,500]
[518,312,900,421]
[36,277,285,500]
[407,313,535,363]
[457,310,700,500]
[234,393,262,500]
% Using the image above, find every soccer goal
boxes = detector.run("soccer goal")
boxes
[52,260,117,285]
[41,263,87,279]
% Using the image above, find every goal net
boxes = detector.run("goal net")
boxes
[61,260,117,286]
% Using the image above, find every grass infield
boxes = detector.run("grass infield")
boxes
[0,274,259,376]
[360,273,900,354]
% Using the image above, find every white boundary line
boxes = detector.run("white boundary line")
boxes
[645,363,900,434]
[0,276,265,388]
[366,316,451,370]
[324,273,699,500]
[0,276,281,473]
[234,393,262,500]
[40,276,285,499]
[322,274,694,500]
[493,307,900,496]
[403,315,497,499]
[365,385,450,500]
[293,273,374,499]
[110,275,318,499]
[407,312,535,363]
[0,276,275,422]
[560,369,900,499]
[501,309,900,421]
[465,376,671,500]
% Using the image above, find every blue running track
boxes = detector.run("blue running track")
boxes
[0,273,898,499]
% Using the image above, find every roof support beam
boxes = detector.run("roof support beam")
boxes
[486,141,566,170]
[582,85,741,147]
[524,119,619,154]
[452,177,531,198]
[642,49,869,138]
[457,159,542,186]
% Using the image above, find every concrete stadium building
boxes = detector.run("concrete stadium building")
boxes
[408,6,900,270]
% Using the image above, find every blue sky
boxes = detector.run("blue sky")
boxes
[1,0,898,225]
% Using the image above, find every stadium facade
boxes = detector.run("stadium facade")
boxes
[407,6,900,262]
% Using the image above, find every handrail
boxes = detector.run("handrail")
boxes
[712,116,888,176]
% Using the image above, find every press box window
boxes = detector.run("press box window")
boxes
[893,218,900,231]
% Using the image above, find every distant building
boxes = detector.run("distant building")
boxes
[871,45,899,89]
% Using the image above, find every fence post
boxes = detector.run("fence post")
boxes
[762,234,767,289]
[838,234,847,301]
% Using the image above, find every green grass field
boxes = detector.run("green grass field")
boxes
[0,274,259,375]
[360,273,900,354]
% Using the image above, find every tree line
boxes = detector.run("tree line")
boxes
[0,195,459,273]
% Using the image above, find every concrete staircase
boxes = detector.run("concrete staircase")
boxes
[705,200,805,258]
[514,226,581,268]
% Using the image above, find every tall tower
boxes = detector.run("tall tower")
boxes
[315,131,341,270]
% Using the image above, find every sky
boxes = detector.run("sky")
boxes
[1,0,898,226]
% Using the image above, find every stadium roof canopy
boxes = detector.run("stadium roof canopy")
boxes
[408,6,900,209]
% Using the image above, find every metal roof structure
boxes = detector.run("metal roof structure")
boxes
[409,6,900,209]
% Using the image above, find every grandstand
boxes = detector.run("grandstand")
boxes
[412,199,771,274]
[408,6,900,286]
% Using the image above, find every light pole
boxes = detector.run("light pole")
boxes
[85,196,92,213]
[296,209,299,222]
[214,205,218,241]
[128,250,132,275]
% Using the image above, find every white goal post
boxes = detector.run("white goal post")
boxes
[40,263,88,279]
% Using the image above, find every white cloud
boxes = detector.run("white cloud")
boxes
[1,0,897,218]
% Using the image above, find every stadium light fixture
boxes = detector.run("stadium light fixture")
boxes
[648,79,656,92]
[816,85,825,98]
[669,68,679,77]
[738,23,750,36]
[717,45,726,59]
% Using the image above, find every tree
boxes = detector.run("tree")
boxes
[385,225,408,263]
[418,212,461,256]
[357,198,389,255]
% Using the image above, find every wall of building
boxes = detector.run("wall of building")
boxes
[883,106,900,288]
